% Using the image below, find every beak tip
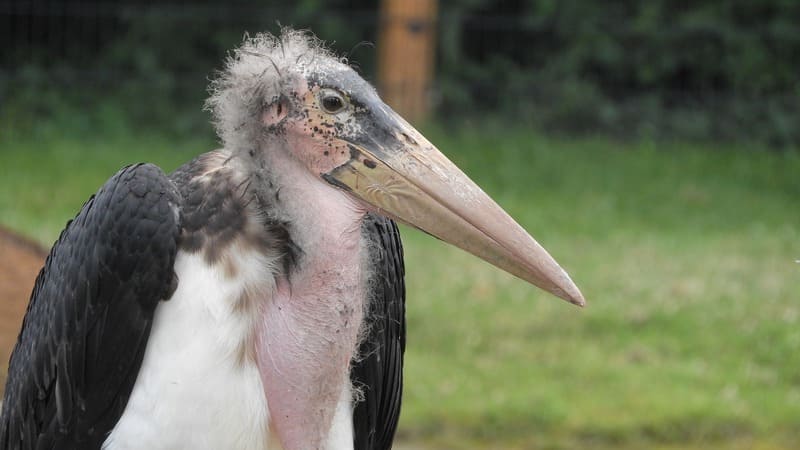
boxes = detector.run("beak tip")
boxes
[557,287,586,308]
[549,270,586,307]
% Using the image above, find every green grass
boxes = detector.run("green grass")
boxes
[1,122,798,449]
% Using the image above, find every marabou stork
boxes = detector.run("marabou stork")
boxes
[0,30,584,450]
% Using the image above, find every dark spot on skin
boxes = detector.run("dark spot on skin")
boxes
[324,150,329,156]
[363,158,376,169]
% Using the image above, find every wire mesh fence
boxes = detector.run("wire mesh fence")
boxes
[2,0,798,145]
[1,2,375,77]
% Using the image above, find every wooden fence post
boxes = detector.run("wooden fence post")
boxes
[377,0,438,123]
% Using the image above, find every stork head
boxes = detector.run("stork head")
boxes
[207,29,584,306]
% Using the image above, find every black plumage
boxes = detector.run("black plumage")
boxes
[352,214,406,450]
[0,164,180,449]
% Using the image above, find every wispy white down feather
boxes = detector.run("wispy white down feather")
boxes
[205,28,347,152]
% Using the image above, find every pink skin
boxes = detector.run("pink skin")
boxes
[253,81,372,449]
[287,87,354,175]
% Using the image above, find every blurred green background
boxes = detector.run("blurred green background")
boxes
[3,0,800,145]
[1,1,799,449]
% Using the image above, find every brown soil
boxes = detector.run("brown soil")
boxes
[0,226,47,394]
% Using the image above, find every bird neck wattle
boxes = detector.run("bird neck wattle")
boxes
[248,140,371,449]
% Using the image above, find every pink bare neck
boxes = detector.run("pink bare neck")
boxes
[250,139,370,449]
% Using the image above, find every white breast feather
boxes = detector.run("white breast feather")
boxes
[103,248,277,450]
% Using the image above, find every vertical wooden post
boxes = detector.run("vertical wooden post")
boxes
[377,0,438,123]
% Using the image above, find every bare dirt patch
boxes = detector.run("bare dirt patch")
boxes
[0,226,46,393]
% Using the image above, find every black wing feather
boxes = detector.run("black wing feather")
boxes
[0,164,181,450]
[352,214,406,450]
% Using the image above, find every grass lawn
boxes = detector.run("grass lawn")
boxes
[1,122,798,448]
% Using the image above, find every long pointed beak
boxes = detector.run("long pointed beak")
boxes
[323,114,585,306]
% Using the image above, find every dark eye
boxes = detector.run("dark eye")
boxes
[320,89,347,114]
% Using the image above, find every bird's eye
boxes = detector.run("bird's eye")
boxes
[320,89,347,114]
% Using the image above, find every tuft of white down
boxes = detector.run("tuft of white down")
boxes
[103,246,277,450]
[205,28,356,156]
